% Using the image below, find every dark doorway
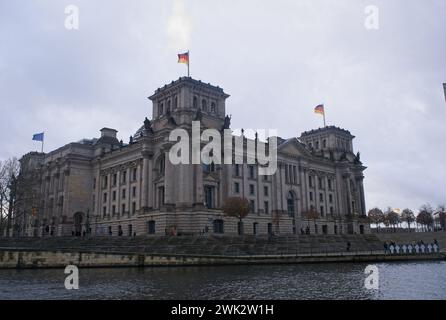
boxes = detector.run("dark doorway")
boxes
[73,212,84,236]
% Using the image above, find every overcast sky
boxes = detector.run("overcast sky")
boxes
[0,0,445,212]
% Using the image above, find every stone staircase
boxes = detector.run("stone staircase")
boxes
[0,234,384,256]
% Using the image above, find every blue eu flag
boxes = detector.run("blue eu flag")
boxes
[32,132,44,142]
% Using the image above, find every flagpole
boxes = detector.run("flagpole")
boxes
[187,51,190,77]
[323,104,326,127]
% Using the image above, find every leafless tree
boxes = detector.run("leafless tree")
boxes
[0,158,20,237]
[222,197,250,235]
[401,208,415,232]
[368,207,384,231]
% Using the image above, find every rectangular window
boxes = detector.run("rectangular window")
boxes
[158,187,165,206]
[122,171,127,184]
[204,185,215,209]
[319,193,323,202]
[264,186,269,197]
[330,207,334,215]
[329,194,333,203]
[235,164,240,177]
[122,188,126,199]
[132,202,136,214]
[132,168,137,181]
[132,186,137,198]
[234,182,240,194]
[103,193,107,203]
[102,206,106,217]
[309,176,313,188]
[249,165,255,179]
[293,166,297,184]
[112,190,116,201]
[113,173,117,186]
[148,221,156,234]
[93,178,96,190]
[328,179,332,190]
[121,204,126,215]
[112,205,116,216]
[309,192,313,201]
[102,176,108,189]
[250,200,255,213]
[318,177,323,189]
[320,206,324,217]
[264,201,269,214]
[249,184,255,195]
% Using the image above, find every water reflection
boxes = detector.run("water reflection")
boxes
[0,261,445,300]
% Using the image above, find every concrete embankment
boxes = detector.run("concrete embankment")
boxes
[0,248,444,269]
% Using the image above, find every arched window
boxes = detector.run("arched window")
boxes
[201,99,207,111]
[210,102,216,113]
[167,100,171,113]
[193,96,198,108]
[287,191,295,216]
[159,103,164,116]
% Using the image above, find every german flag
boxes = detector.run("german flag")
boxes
[178,52,189,65]
[314,104,324,115]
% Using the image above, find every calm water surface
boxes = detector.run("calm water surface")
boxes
[0,261,445,300]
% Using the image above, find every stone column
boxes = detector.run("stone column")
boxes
[141,151,153,212]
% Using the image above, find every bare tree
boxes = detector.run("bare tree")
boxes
[222,197,250,235]
[304,207,319,234]
[401,208,415,232]
[368,207,384,231]
[0,158,20,237]
[417,204,434,232]
[384,207,400,233]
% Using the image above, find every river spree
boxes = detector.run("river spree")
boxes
[0,261,445,300]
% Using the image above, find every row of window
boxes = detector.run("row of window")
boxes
[158,96,179,116]
[102,186,138,203]
[308,139,327,150]
[234,182,269,196]
[284,164,298,184]
[308,176,333,190]
[309,191,334,204]
[193,96,216,113]
[95,168,138,190]
[234,164,269,181]
[102,201,138,217]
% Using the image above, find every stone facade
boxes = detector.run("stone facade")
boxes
[14,77,369,237]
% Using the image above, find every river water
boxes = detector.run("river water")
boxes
[0,261,445,300]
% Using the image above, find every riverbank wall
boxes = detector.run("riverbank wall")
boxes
[0,248,444,269]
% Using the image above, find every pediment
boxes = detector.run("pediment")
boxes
[277,138,311,158]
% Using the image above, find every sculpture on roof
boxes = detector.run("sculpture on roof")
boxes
[144,117,152,132]
[222,114,231,130]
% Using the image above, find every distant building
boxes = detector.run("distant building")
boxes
[14,77,369,237]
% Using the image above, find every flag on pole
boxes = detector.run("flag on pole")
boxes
[32,132,45,152]
[314,104,325,115]
[178,51,190,77]
[314,104,326,127]
[178,52,189,64]
[32,132,44,142]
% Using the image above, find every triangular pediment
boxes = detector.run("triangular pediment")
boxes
[277,138,311,158]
